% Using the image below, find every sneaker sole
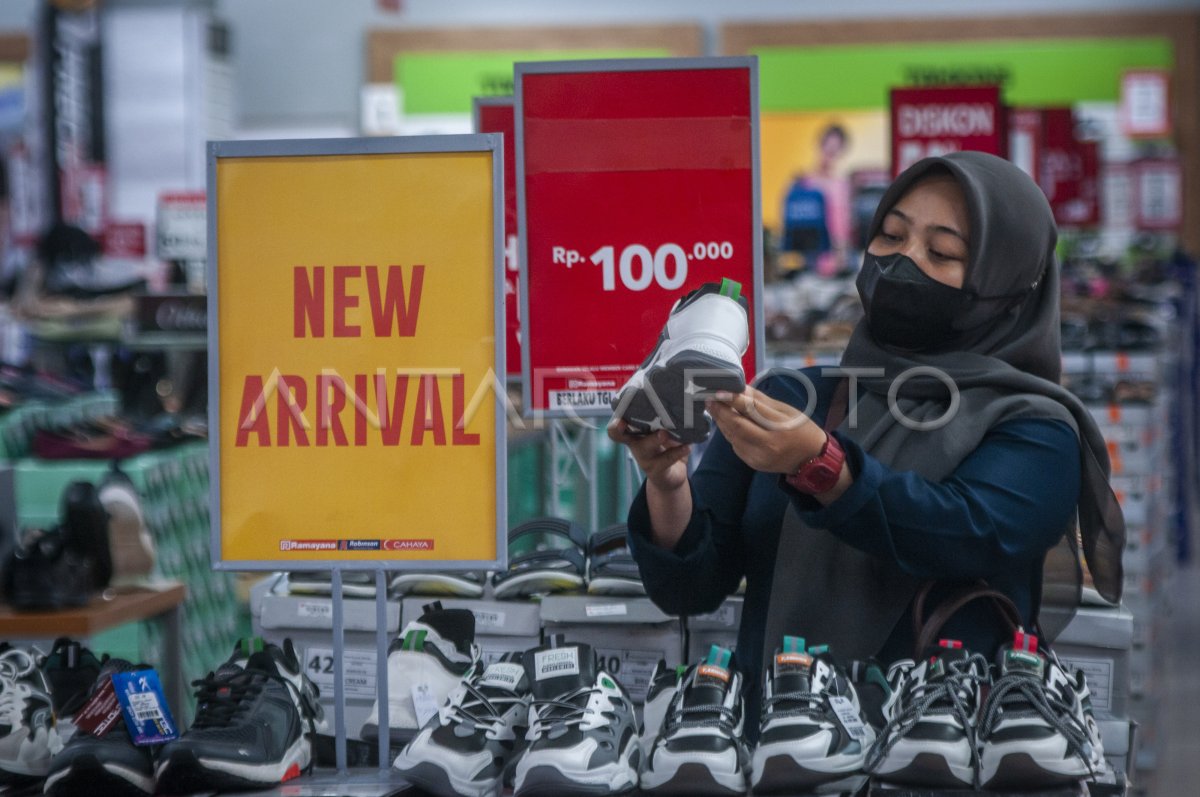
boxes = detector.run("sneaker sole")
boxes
[514,763,637,796]
[870,750,974,789]
[980,750,1091,790]
[395,758,501,797]
[44,754,154,797]
[752,752,863,794]
[155,739,309,794]
[641,761,746,795]
[620,351,745,444]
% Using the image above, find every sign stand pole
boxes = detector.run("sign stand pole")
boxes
[374,570,391,773]
[548,419,598,530]
[331,570,348,774]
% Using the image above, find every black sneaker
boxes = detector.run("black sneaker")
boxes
[2,527,93,610]
[640,645,749,795]
[612,279,749,444]
[392,653,532,797]
[750,639,875,793]
[512,639,640,796]
[978,631,1106,789]
[155,648,314,793]
[865,640,989,789]
[0,645,61,777]
[228,637,329,736]
[43,659,157,797]
[39,638,104,720]
[60,480,112,592]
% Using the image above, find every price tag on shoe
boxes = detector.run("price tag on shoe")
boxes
[827,695,870,741]
[112,669,180,745]
[73,675,123,737]
[411,683,441,728]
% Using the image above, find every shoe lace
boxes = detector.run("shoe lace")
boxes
[189,669,267,730]
[668,690,738,734]
[529,687,597,738]
[448,680,521,735]
[865,653,989,786]
[978,670,1099,776]
[763,682,826,723]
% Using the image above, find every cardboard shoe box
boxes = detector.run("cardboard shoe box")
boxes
[540,595,684,703]
[1053,604,1133,721]
[686,597,743,661]
[252,575,402,738]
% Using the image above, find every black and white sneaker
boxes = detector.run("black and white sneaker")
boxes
[39,638,103,730]
[641,645,749,795]
[392,653,531,797]
[978,631,1106,789]
[0,645,61,778]
[155,644,316,793]
[361,601,481,746]
[866,639,988,789]
[750,639,875,794]
[612,279,749,444]
[228,637,329,736]
[43,659,157,797]
[512,639,640,796]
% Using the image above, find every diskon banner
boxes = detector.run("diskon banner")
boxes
[516,57,763,416]
[208,136,505,569]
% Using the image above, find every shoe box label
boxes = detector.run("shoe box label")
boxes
[534,648,581,680]
[112,669,180,745]
[480,662,525,690]
[827,696,870,742]
[302,647,378,701]
[73,676,123,737]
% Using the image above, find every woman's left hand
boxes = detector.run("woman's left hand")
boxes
[706,385,827,473]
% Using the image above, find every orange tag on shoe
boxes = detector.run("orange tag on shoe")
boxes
[698,664,731,683]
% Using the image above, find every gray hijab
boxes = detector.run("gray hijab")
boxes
[764,151,1125,661]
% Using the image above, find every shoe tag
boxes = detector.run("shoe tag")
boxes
[827,696,869,742]
[73,676,123,737]
[533,647,580,681]
[112,669,179,746]
[479,662,525,691]
[410,683,440,728]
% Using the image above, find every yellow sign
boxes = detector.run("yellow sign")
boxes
[210,137,504,567]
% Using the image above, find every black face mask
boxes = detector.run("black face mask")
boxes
[856,252,975,352]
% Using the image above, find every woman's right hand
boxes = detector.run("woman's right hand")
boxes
[607,419,691,493]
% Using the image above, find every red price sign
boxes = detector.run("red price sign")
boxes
[517,58,761,416]
[474,97,522,379]
[1039,108,1100,228]
[891,86,1005,177]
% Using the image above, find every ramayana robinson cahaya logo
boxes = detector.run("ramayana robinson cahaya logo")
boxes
[279,539,434,552]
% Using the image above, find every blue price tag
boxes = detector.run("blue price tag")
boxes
[112,669,179,746]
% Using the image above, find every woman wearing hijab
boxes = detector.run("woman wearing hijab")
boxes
[611,152,1125,746]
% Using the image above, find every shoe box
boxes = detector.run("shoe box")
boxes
[397,596,541,665]
[539,594,684,704]
[251,574,401,736]
[684,596,742,661]
[1098,717,1137,786]
[1052,603,1133,721]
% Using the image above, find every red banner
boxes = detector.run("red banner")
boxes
[475,98,522,378]
[518,59,759,415]
[1039,108,1100,228]
[890,85,1005,177]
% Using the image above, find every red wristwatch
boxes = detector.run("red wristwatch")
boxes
[785,433,846,494]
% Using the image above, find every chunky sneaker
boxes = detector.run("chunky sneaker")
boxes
[155,646,316,793]
[228,637,329,736]
[640,661,683,759]
[513,638,640,796]
[0,646,61,778]
[978,631,1106,789]
[43,659,157,797]
[392,653,531,797]
[641,645,748,795]
[751,639,875,794]
[361,601,481,746]
[866,639,988,788]
[612,279,749,444]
